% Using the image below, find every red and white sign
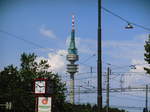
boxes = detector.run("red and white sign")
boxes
[38,97,51,112]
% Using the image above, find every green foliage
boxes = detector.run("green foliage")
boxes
[144,34,150,74]
[0,53,66,112]
[60,103,126,112]
[0,52,126,112]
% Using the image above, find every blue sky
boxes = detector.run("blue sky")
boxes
[0,0,150,68]
[0,0,150,112]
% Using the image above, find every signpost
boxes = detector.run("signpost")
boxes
[38,97,52,112]
[34,78,53,112]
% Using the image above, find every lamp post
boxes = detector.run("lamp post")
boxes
[97,0,102,111]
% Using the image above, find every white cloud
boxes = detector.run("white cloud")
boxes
[37,50,67,74]
[102,33,150,88]
[103,33,149,62]
[122,59,150,87]
[65,33,150,88]
[124,73,150,87]
[36,33,150,89]
[35,48,55,52]
[135,33,149,42]
[130,59,148,73]
[40,25,56,39]
[47,50,67,73]
[36,34,96,76]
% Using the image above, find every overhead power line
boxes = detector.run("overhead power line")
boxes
[102,7,129,23]
[110,95,145,102]
[79,54,96,64]
[102,6,150,32]
[0,29,54,52]
[110,105,148,110]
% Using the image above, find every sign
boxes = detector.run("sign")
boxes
[38,97,51,112]
[34,78,47,95]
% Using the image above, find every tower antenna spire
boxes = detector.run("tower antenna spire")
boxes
[72,15,75,30]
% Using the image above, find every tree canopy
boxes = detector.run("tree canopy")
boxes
[0,53,66,112]
[144,34,150,74]
[0,52,126,112]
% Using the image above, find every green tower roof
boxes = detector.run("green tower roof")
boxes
[68,30,77,55]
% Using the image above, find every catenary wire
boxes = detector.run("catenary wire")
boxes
[102,6,150,32]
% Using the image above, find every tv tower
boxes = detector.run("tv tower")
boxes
[66,15,79,104]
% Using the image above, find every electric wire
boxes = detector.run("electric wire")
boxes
[0,30,55,52]
[110,94,145,102]
[79,54,96,64]
[102,6,150,32]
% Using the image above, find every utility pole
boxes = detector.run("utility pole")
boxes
[120,75,124,92]
[78,85,80,104]
[90,66,93,86]
[106,67,110,112]
[97,0,102,111]
[145,85,148,112]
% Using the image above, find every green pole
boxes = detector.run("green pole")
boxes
[97,0,102,111]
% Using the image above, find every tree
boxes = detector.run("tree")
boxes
[0,65,21,112]
[144,34,150,74]
[0,53,66,112]
[0,53,126,112]
[61,103,126,112]
[20,53,66,112]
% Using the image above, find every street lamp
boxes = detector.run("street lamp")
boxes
[125,23,134,29]
[97,1,134,111]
